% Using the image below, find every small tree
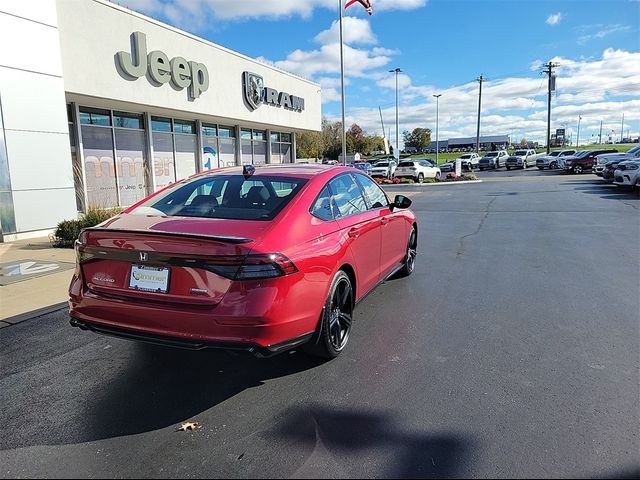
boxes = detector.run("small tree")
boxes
[403,128,432,151]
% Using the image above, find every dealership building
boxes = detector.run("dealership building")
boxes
[0,0,321,241]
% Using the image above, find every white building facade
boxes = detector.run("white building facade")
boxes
[0,0,321,242]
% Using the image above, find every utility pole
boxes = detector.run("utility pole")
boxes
[599,120,603,145]
[620,113,625,143]
[543,61,558,154]
[389,68,402,160]
[475,74,484,154]
[433,94,442,165]
[576,115,582,148]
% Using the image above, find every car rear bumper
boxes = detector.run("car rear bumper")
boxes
[69,269,323,354]
[69,317,313,357]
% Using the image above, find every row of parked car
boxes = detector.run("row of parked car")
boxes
[535,145,640,187]
[348,158,442,183]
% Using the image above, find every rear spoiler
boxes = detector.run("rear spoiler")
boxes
[82,227,253,244]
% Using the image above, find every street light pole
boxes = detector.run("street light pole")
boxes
[389,68,402,159]
[576,115,582,148]
[433,94,442,165]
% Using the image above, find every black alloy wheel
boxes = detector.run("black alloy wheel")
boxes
[305,271,354,359]
[573,165,583,174]
[399,227,417,277]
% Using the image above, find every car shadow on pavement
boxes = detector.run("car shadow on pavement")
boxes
[573,184,639,201]
[0,343,327,450]
[83,345,327,443]
[267,405,476,478]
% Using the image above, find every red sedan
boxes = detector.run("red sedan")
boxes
[69,165,417,359]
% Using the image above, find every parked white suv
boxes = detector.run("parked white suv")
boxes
[395,159,441,182]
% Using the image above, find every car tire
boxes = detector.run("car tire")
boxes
[550,161,557,170]
[506,167,511,171]
[573,165,583,174]
[435,172,441,180]
[398,226,417,277]
[418,173,424,183]
[304,270,353,359]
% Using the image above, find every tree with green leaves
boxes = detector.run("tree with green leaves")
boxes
[402,128,432,151]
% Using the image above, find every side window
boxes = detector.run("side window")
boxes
[354,173,389,209]
[310,186,334,221]
[328,174,367,218]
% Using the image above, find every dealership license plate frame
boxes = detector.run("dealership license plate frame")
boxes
[129,264,170,293]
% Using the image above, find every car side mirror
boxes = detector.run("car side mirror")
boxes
[391,195,412,211]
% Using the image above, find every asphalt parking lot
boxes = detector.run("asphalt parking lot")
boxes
[1,172,638,479]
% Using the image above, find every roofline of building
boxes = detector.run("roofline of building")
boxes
[98,0,320,88]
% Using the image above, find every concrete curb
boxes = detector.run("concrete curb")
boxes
[381,180,483,187]
[2,302,68,326]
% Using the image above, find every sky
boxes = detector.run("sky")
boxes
[119,0,639,148]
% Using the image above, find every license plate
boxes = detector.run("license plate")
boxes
[129,264,170,293]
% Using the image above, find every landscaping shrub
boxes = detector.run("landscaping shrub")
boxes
[52,207,123,247]
[399,178,415,184]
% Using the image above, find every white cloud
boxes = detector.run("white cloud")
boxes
[328,48,640,146]
[118,0,427,25]
[546,13,563,26]
[314,16,377,45]
[577,24,632,45]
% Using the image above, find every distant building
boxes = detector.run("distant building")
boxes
[338,153,361,163]
[448,135,510,150]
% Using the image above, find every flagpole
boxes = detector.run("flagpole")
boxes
[339,0,347,166]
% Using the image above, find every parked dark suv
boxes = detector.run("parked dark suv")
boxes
[602,159,627,183]
[562,149,618,174]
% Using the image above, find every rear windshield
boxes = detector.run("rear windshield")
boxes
[485,152,499,157]
[514,150,527,155]
[376,162,389,167]
[130,175,308,221]
[399,161,414,167]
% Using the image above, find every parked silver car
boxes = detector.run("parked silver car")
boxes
[536,149,576,170]
[593,145,640,176]
[506,149,536,170]
[613,160,640,188]
[478,150,509,170]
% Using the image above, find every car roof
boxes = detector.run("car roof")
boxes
[189,164,346,181]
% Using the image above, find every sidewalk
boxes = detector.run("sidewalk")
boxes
[0,237,75,325]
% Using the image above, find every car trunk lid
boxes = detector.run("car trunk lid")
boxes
[76,214,272,306]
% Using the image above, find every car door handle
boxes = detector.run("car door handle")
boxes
[348,228,361,238]
[380,217,389,226]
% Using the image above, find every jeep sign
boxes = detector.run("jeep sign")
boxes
[116,32,209,99]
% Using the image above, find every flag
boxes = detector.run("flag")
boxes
[345,0,373,15]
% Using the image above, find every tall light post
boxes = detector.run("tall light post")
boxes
[433,94,442,165]
[389,68,402,159]
[576,115,582,148]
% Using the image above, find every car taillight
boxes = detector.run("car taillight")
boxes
[206,253,298,280]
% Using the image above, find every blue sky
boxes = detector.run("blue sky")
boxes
[122,0,639,147]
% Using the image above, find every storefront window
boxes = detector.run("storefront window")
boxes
[115,129,147,206]
[241,129,252,140]
[270,131,293,164]
[202,124,217,137]
[219,137,236,167]
[152,131,175,190]
[174,119,195,135]
[113,112,143,129]
[81,125,118,207]
[218,126,234,138]
[79,107,111,126]
[151,116,172,132]
[174,134,197,180]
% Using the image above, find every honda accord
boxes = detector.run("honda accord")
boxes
[69,165,417,359]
